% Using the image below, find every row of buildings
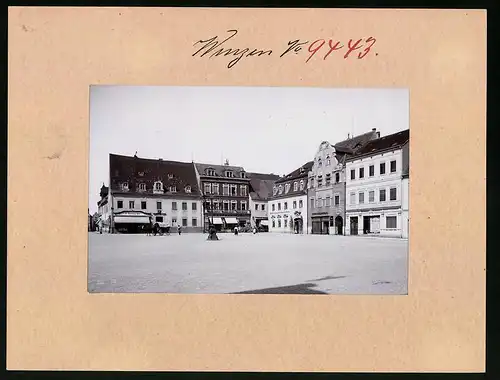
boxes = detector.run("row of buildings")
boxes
[95,128,409,238]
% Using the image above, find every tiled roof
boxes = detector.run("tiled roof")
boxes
[109,154,201,196]
[347,129,409,160]
[334,130,380,152]
[195,162,247,177]
[275,161,314,184]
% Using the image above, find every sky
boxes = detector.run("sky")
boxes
[89,86,408,213]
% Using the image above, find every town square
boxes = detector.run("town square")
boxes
[88,231,407,294]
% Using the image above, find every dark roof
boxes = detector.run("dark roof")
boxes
[249,178,278,201]
[109,154,201,196]
[334,130,380,152]
[275,161,313,184]
[99,185,108,198]
[246,172,281,181]
[347,129,409,160]
[195,162,247,177]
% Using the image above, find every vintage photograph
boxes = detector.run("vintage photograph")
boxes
[88,86,409,294]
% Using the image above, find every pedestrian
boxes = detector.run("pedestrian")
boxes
[98,219,103,234]
[253,226,257,234]
[234,226,239,236]
[177,224,181,235]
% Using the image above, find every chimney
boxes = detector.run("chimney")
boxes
[372,128,376,132]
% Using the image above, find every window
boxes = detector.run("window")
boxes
[207,169,215,176]
[223,201,229,211]
[318,159,322,167]
[359,167,365,178]
[325,174,331,186]
[369,191,375,202]
[231,201,237,211]
[240,172,246,178]
[294,182,298,191]
[129,200,135,209]
[310,198,315,208]
[334,195,340,206]
[192,202,197,211]
[326,197,331,207]
[278,219,282,228]
[182,202,187,211]
[241,201,247,211]
[156,201,162,210]
[285,183,291,193]
[182,218,188,227]
[212,184,219,195]
[172,217,177,225]
[284,219,288,228]
[293,201,297,209]
[380,189,386,202]
[154,182,163,191]
[272,204,275,211]
[326,156,331,166]
[121,182,129,191]
[299,200,303,208]
[386,216,397,229]
[351,169,355,180]
[230,185,237,196]
[185,186,191,193]
[369,165,374,177]
[278,185,283,194]
[261,204,265,211]
[278,203,281,211]
[192,218,197,227]
[272,220,276,228]
[169,186,177,193]
[225,171,234,178]
[299,180,304,190]
[359,192,364,204]
[255,204,259,211]
[156,216,163,223]
[350,192,356,204]
[390,160,397,173]
[117,200,123,209]
[273,186,278,195]
[240,185,247,196]
[204,183,211,194]
[380,162,386,175]
[138,183,146,191]
[168,174,174,179]
[335,173,340,183]
[317,198,323,208]
[284,202,288,210]
[390,187,397,201]
[317,175,323,187]
[223,184,229,196]
[172,202,177,211]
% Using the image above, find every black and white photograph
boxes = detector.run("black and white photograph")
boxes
[88,86,409,294]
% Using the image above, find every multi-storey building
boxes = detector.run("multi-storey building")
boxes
[100,154,203,233]
[345,129,409,237]
[247,172,281,231]
[268,161,313,234]
[194,161,251,231]
[97,184,111,232]
[307,129,380,235]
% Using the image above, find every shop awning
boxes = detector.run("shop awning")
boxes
[211,217,223,224]
[224,217,238,224]
[114,216,150,224]
[260,220,269,226]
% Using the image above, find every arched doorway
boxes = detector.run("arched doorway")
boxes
[335,215,343,235]
[294,217,303,234]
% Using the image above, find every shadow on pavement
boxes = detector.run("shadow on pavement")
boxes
[307,275,347,282]
[232,283,328,294]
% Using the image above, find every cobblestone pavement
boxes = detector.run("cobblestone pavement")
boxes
[88,232,408,294]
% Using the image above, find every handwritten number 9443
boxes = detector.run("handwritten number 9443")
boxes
[281,37,377,62]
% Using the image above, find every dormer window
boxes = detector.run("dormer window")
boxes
[318,159,322,167]
[293,182,298,191]
[152,182,163,194]
[169,186,177,193]
[278,185,283,194]
[185,185,191,193]
[326,155,331,166]
[225,171,234,178]
[138,183,146,191]
[300,180,305,190]
[168,174,174,179]
[206,169,216,176]
[285,183,291,193]
[138,171,144,177]
[240,172,246,178]
[121,182,129,191]
[273,186,278,196]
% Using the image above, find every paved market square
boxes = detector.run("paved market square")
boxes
[88,232,408,294]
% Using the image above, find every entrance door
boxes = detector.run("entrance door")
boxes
[323,220,330,234]
[312,220,322,234]
[335,216,343,235]
[350,217,358,235]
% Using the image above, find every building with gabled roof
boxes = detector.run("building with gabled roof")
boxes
[345,129,409,238]
[247,172,281,230]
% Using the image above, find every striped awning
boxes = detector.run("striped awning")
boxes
[211,217,223,224]
[224,217,238,224]
[260,220,269,226]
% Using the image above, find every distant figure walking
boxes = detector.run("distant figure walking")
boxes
[177,224,181,235]
[234,226,239,236]
[98,219,103,234]
[253,227,257,234]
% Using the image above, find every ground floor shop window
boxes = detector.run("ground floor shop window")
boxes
[386,216,397,229]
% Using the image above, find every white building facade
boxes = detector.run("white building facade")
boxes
[268,162,312,234]
[345,130,409,238]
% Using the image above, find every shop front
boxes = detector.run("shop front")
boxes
[113,211,152,233]
[311,212,330,235]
